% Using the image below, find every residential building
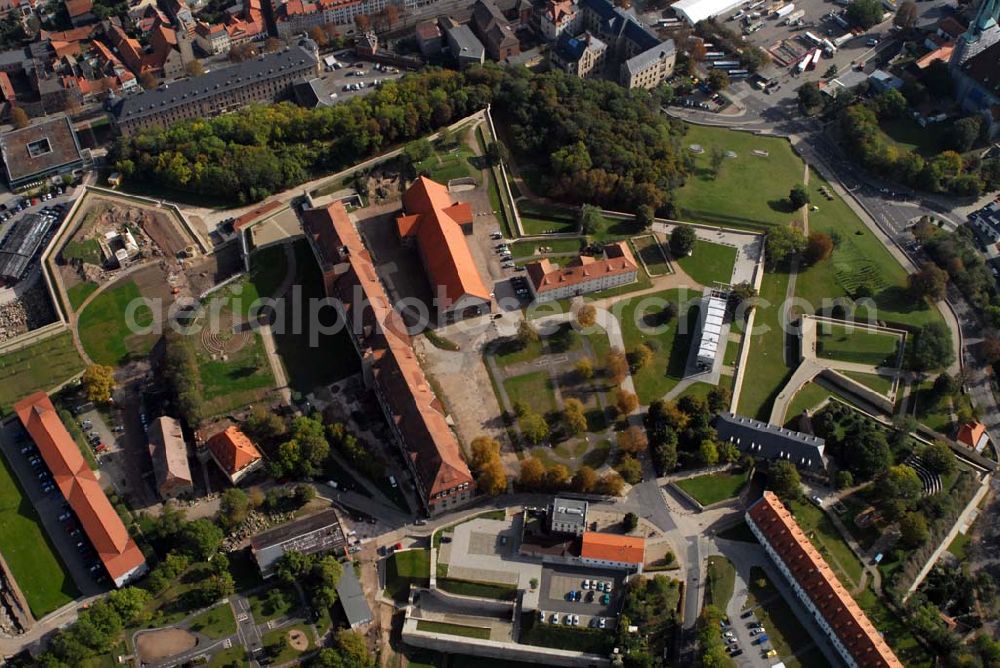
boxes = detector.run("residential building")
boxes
[549,497,588,536]
[195,21,231,55]
[540,0,579,41]
[250,509,346,577]
[549,31,606,77]
[65,0,96,26]
[110,44,318,136]
[302,201,476,516]
[713,412,828,472]
[445,24,485,68]
[576,0,674,88]
[0,115,86,189]
[274,0,419,38]
[580,532,645,571]
[471,0,520,61]
[205,425,263,484]
[415,20,443,57]
[525,242,637,302]
[957,421,990,452]
[147,416,193,500]
[14,392,147,587]
[396,176,491,323]
[747,492,903,668]
[336,566,373,628]
[620,41,675,90]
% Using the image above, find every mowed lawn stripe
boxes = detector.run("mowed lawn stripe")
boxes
[78,280,155,366]
[0,332,85,414]
[0,446,78,617]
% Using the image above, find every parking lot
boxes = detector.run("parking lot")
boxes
[310,51,406,105]
[0,420,107,597]
[537,563,625,628]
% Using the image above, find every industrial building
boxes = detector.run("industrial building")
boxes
[548,497,588,536]
[14,392,148,587]
[0,115,87,189]
[0,213,55,282]
[335,566,373,628]
[251,509,347,577]
[747,492,903,667]
[695,292,727,370]
[714,412,828,472]
[672,0,745,25]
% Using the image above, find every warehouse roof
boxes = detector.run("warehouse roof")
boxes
[0,115,83,185]
[335,566,373,627]
[672,0,745,25]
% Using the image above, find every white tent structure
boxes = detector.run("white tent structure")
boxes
[673,0,745,24]
[696,295,728,368]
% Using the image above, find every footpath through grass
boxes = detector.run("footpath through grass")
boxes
[676,470,747,506]
[0,444,78,617]
[0,331,84,414]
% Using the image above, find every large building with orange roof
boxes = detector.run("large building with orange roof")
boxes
[206,426,263,484]
[747,491,903,668]
[526,241,637,302]
[302,201,476,516]
[580,531,645,571]
[397,176,492,324]
[14,392,147,587]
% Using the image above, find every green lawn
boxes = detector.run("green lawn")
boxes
[521,216,577,235]
[511,238,582,259]
[784,382,837,425]
[676,126,805,230]
[675,240,737,287]
[677,381,716,403]
[503,371,557,415]
[208,646,247,668]
[911,380,953,433]
[880,117,941,156]
[615,288,697,404]
[737,269,793,420]
[62,238,102,265]
[675,470,747,506]
[744,567,822,665]
[841,370,893,396]
[414,140,479,184]
[706,556,736,609]
[517,200,578,235]
[947,532,972,560]
[519,617,615,654]
[385,549,430,601]
[249,244,290,300]
[856,586,932,667]
[261,623,313,664]
[416,620,491,639]
[631,235,672,276]
[196,333,275,417]
[248,584,299,623]
[789,501,865,589]
[78,280,156,365]
[493,336,543,367]
[266,241,359,395]
[67,281,98,312]
[0,445,78,617]
[815,323,901,368]
[0,331,85,414]
[187,603,237,639]
[438,577,517,600]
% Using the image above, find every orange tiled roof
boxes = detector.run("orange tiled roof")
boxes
[748,492,903,668]
[397,176,490,305]
[581,531,645,564]
[14,392,145,583]
[206,426,262,475]
[233,199,282,230]
[957,421,987,448]
[65,0,92,17]
[916,44,953,69]
[302,202,475,500]
[527,241,637,293]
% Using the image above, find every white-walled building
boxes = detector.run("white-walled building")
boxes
[526,242,637,303]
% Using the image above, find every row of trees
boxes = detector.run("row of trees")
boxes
[37,588,151,666]
[915,221,998,312]
[518,456,625,496]
[644,392,736,475]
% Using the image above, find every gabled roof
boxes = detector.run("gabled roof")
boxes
[206,426,262,475]
[957,421,988,448]
[148,416,192,493]
[748,492,903,668]
[65,0,92,17]
[581,531,645,564]
[713,411,827,471]
[14,392,145,583]
[397,176,490,305]
[527,242,636,293]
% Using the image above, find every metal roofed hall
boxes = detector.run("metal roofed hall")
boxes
[695,293,727,369]
[714,412,828,471]
[335,566,373,628]
[251,508,346,576]
[673,0,746,24]
[0,213,54,281]
[112,45,317,121]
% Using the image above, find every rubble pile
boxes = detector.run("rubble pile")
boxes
[0,282,57,342]
[221,509,294,551]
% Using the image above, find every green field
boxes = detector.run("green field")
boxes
[615,288,697,403]
[417,620,491,639]
[631,235,672,276]
[260,623,313,664]
[783,382,838,425]
[385,549,431,601]
[856,586,932,667]
[62,238,102,265]
[0,445,78,617]
[78,280,156,365]
[503,371,557,415]
[880,117,941,156]
[517,200,578,235]
[675,470,747,506]
[705,556,736,609]
[414,139,479,185]
[841,370,893,395]
[0,332,85,414]
[789,500,865,589]
[676,126,805,229]
[511,238,583,259]
[675,240,737,287]
[67,282,98,312]
[187,603,237,638]
[737,269,793,420]
[208,646,247,668]
[815,323,901,367]
[438,578,517,600]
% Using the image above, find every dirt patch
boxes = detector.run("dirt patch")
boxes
[136,628,198,661]
[287,628,308,651]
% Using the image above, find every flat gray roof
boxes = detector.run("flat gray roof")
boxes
[551,497,588,528]
[335,566,373,627]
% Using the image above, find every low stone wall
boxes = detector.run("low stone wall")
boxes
[818,368,894,414]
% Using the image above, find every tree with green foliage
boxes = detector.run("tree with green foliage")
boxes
[789,183,810,209]
[768,460,802,502]
[920,441,955,475]
[179,519,224,560]
[847,0,884,29]
[881,464,923,505]
[563,398,588,435]
[835,470,854,489]
[764,225,806,268]
[899,511,930,548]
[403,138,433,167]
[894,0,917,29]
[623,512,638,532]
[911,321,955,372]
[578,204,606,235]
[519,411,549,445]
[218,488,250,532]
[698,439,719,467]
[707,69,729,92]
[948,116,982,153]
[797,82,824,114]
[670,224,696,257]
[616,454,642,484]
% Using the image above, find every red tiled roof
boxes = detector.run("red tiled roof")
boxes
[527,242,637,294]
[14,392,145,584]
[581,532,645,564]
[65,0,92,17]
[957,421,987,448]
[233,199,283,230]
[747,492,903,668]
[206,426,262,475]
[397,176,490,306]
[302,202,475,501]
[0,71,14,101]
